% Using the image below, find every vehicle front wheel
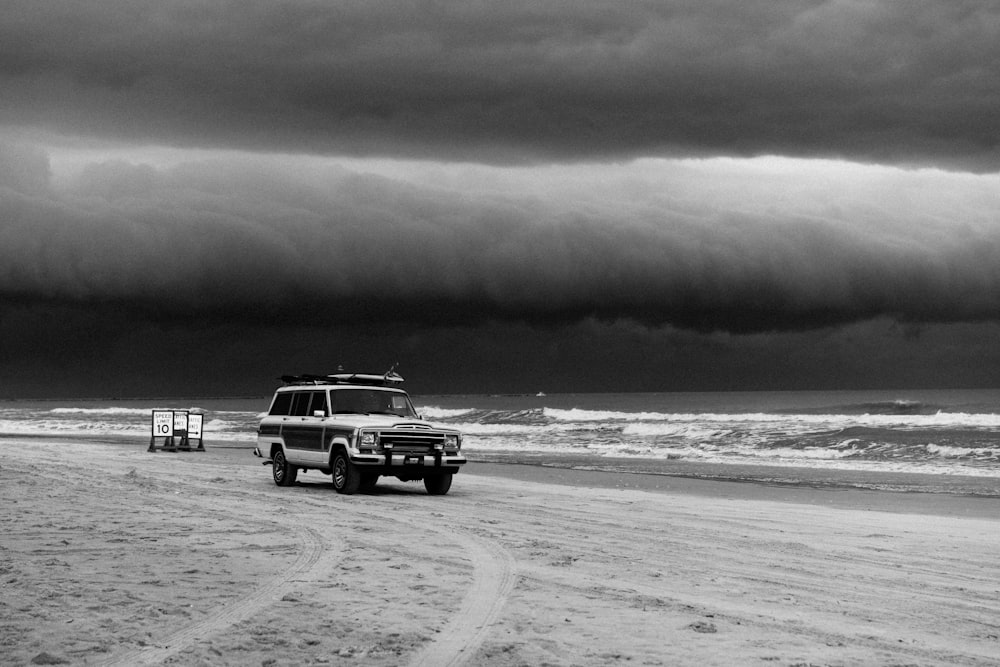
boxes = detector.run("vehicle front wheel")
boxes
[332,452,361,495]
[423,473,453,496]
[273,449,297,486]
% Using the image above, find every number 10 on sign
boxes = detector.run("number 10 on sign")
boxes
[152,411,174,437]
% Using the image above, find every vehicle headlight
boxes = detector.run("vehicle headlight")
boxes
[359,431,379,450]
[444,434,459,450]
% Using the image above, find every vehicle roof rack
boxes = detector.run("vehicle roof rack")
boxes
[279,371,405,387]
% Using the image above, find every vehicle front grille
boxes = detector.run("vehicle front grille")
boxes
[379,430,445,453]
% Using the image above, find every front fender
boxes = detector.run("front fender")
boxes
[327,436,353,465]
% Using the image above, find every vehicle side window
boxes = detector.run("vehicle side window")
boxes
[290,392,312,417]
[309,392,329,417]
[269,392,293,416]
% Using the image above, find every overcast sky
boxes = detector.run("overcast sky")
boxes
[2,0,1000,398]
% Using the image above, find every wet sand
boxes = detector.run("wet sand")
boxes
[2,438,1000,666]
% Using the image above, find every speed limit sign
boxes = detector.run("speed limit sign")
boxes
[152,411,174,437]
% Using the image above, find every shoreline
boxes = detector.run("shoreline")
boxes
[9,433,1000,503]
[468,450,1000,496]
[144,436,1000,504]
[465,460,1000,519]
[23,435,1000,517]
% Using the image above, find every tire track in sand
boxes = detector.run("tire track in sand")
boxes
[82,451,512,667]
[102,521,333,667]
[406,526,517,667]
[235,493,517,666]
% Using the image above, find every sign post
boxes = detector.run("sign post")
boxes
[149,410,176,451]
[188,413,205,451]
[149,410,206,452]
[173,411,189,450]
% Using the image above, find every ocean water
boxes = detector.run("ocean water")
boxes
[2,389,999,483]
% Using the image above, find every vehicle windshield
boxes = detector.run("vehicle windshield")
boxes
[330,389,417,417]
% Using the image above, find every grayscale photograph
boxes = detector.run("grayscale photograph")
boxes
[2,2,999,665]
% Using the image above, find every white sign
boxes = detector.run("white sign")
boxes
[188,413,203,439]
[152,411,174,437]
[173,411,189,433]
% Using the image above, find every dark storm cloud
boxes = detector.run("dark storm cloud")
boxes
[3,143,1000,335]
[2,0,999,169]
[4,302,1000,397]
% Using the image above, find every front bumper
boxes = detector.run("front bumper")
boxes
[253,445,466,471]
[352,452,467,470]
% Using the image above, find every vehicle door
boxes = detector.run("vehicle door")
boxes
[280,390,328,464]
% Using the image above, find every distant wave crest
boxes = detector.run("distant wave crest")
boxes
[51,406,208,415]
[416,406,475,419]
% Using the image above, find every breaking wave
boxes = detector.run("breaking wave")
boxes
[3,390,1000,477]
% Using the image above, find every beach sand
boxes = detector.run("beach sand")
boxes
[2,439,1000,666]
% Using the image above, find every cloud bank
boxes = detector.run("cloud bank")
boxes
[2,0,999,168]
[3,2,1000,395]
[4,143,1000,335]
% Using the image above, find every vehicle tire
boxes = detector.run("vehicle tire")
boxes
[332,451,361,495]
[273,449,297,486]
[423,473,453,496]
[360,473,379,492]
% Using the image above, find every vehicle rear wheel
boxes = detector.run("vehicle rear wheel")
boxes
[273,449,297,486]
[332,451,361,494]
[423,473,453,496]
